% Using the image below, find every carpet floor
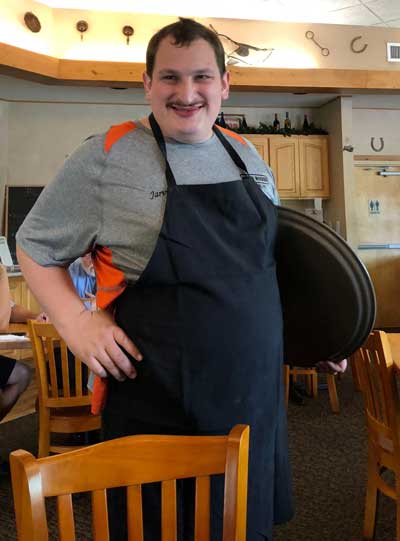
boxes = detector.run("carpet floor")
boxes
[0,372,396,540]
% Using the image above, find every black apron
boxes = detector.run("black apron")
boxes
[103,114,293,540]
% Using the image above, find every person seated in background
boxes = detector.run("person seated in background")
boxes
[0,264,46,423]
[68,254,97,311]
[289,359,348,405]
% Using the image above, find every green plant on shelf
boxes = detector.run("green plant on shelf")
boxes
[234,122,328,136]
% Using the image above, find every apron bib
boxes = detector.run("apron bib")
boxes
[103,114,293,540]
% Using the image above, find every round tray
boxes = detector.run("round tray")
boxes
[276,206,376,367]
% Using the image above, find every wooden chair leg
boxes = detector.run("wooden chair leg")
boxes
[38,409,50,458]
[363,447,379,540]
[311,371,318,398]
[305,374,312,396]
[327,374,340,414]
[283,365,290,408]
[349,353,362,391]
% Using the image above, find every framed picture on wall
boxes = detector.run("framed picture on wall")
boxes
[3,185,44,264]
[223,114,244,130]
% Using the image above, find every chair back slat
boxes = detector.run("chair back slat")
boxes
[161,479,177,541]
[194,476,211,540]
[75,357,84,397]
[358,331,400,448]
[60,343,72,398]
[11,426,250,541]
[57,494,75,541]
[46,337,59,399]
[127,485,144,541]
[92,489,109,540]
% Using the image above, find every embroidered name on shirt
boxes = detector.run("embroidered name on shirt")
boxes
[150,189,168,200]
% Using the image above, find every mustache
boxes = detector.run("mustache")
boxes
[167,101,204,107]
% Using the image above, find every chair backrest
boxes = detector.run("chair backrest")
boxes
[11,424,250,541]
[28,320,91,408]
[357,330,400,450]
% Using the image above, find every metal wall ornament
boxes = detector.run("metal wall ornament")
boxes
[305,30,329,56]
[76,20,88,41]
[122,25,134,45]
[24,12,41,33]
[371,137,384,152]
[350,36,368,54]
[209,25,274,66]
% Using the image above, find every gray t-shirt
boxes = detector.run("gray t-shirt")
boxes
[17,120,278,299]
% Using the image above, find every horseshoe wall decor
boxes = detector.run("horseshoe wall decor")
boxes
[350,36,368,54]
[371,137,384,152]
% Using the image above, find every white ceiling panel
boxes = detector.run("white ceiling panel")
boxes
[34,0,400,27]
[365,0,400,23]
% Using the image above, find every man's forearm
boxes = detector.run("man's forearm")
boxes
[16,245,86,332]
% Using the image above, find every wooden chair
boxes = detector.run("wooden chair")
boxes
[357,330,400,540]
[284,364,340,413]
[27,320,101,457]
[10,424,250,541]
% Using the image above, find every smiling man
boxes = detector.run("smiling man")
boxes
[16,18,292,540]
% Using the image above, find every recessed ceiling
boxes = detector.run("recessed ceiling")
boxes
[35,0,400,28]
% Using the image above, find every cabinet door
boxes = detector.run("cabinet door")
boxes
[299,136,330,198]
[242,134,270,164]
[269,136,300,198]
[9,276,24,305]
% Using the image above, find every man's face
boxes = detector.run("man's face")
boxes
[143,38,229,144]
[81,254,95,277]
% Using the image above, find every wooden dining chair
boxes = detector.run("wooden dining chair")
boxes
[357,330,400,540]
[27,320,101,457]
[283,364,340,413]
[10,424,250,541]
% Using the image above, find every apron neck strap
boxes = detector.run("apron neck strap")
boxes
[149,113,176,188]
[212,126,249,175]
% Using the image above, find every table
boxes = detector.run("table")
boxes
[0,324,31,356]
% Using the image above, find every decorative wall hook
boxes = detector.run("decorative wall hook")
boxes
[305,30,329,56]
[350,36,368,54]
[209,25,274,66]
[76,20,88,41]
[24,12,41,33]
[122,25,134,45]
[343,145,354,152]
[371,137,384,152]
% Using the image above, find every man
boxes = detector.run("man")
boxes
[16,18,293,539]
[68,254,97,310]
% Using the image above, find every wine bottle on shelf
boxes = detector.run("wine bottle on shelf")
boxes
[284,112,291,130]
[219,111,227,128]
[273,113,280,131]
[302,114,309,132]
[241,115,248,131]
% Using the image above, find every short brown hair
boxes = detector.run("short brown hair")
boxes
[146,18,226,77]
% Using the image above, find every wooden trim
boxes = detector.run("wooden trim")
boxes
[0,43,58,80]
[3,42,400,92]
[354,155,400,161]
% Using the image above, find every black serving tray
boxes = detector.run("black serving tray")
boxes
[276,206,376,367]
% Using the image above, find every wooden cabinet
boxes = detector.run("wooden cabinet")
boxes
[243,134,270,164]
[268,136,300,198]
[244,134,330,199]
[9,275,41,315]
[298,136,330,198]
[6,275,42,360]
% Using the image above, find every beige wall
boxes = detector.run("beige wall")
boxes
[0,74,321,189]
[352,107,400,155]
[1,0,400,70]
